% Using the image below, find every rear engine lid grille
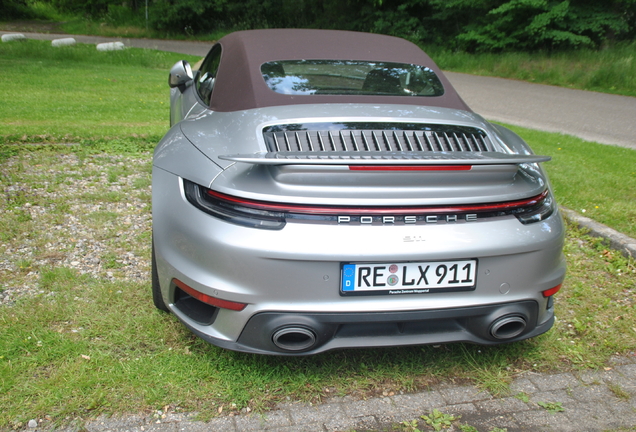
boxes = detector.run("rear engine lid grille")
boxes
[263,123,495,153]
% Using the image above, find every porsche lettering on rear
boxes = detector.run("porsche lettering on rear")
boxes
[337,214,478,224]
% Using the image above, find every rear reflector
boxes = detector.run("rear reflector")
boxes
[173,279,247,311]
[349,165,472,171]
[542,284,562,297]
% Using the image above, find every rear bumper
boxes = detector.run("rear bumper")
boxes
[180,300,553,355]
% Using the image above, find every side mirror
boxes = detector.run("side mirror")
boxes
[169,60,193,89]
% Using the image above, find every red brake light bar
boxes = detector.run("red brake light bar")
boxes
[349,165,472,171]
[204,189,550,216]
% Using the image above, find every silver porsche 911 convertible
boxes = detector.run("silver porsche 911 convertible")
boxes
[152,29,566,355]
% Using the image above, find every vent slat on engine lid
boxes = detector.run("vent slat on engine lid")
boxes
[263,123,495,153]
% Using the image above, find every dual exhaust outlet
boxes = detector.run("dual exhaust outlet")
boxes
[271,314,528,352]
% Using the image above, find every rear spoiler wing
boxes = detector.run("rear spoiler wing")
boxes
[219,151,551,166]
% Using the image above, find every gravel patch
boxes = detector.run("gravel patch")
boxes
[0,151,152,306]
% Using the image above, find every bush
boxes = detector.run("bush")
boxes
[6,0,636,51]
[48,0,111,17]
[454,0,635,52]
[0,0,37,19]
[149,0,221,34]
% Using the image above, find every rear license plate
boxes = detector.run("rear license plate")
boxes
[341,260,477,296]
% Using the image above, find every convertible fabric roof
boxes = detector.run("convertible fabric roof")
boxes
[209,29,471,112]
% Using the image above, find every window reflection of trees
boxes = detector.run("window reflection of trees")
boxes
[261,61,444,97]
[267,76,315,95]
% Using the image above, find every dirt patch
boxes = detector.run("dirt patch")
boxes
[0,20,67,33]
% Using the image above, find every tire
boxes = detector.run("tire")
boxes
[151,237,170,312]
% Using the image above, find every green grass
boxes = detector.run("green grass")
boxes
[1,39,634,237]
[0,146,635,429]
[58,19,229,42]
[3,7,636,97]
[0,1,228,42]
[0,39,199,142]
[502,125,636,238]
[0,35,635,430]
[430,42,636,97]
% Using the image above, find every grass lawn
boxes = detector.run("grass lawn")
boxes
[0,38,635,429]
[431,42,636,98]
[1,40,634,237]
[0,146,634,428]
[504,125,636,239]
[0,148,634,427]
[0,39,199,142]
[2,17,636,97]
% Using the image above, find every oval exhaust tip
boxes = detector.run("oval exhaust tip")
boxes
[272,327,317,351]
[490,315,526,340]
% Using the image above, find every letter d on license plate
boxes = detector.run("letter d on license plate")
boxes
[341,260,477,296]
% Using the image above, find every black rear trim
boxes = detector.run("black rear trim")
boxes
[230,301,545,355]
[263,122,495,153]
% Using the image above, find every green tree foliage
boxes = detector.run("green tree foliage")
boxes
[454,0,635,51]
[49,0,112,17]
[148,0,330,34]
[7,0,636,52]
[0,0,37,19]
[353,0,636,51]
[149,0,222,34]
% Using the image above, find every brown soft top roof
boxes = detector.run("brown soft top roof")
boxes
[209,29,471,112]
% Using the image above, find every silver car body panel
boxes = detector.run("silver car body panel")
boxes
[155,104,550,206]
[154,30,565,355]
[153,163,565,353]
[153,102,565,354]
[176,103,510,169]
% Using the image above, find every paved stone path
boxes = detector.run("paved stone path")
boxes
[56,355,635,431]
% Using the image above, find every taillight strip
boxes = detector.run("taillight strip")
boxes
[349,165,472,171]
[205,189,550,216]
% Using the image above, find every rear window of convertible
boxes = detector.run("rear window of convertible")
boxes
[261,60,445,97]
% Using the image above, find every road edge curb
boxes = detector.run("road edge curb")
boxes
[561,206,636,259]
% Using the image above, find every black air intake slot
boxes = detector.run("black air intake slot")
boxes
[263,123,495,153]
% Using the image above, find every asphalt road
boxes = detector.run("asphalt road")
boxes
[4,30,635,150]
[446,71,636,150]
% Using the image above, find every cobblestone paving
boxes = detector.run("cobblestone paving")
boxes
[53,355,634,431]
